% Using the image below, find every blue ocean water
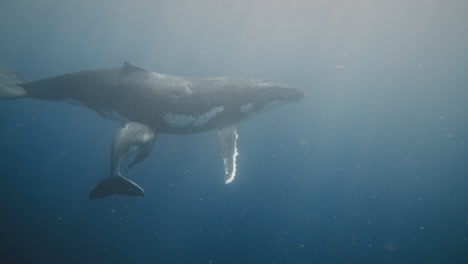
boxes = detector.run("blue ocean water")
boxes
[0,0,467,263]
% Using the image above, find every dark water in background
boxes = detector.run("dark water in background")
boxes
[0,0,467,263]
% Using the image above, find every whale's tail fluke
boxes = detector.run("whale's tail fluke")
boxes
[89,176,145,199]
[0,63,26,99]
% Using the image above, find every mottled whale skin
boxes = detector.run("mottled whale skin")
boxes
[0,62,306,198]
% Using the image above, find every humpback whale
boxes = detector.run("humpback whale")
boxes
[0,62,306,199]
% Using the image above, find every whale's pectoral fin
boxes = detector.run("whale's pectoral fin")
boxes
[89,176,145,199]
[218,125,239,184]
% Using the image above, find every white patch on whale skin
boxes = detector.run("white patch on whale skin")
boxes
[163,106,224,128]
[141,132,153,142]
[182,81,193,95]
[154,73,166,79]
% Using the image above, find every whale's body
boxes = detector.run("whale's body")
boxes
[0,62,306,198]
[18,62,305,134]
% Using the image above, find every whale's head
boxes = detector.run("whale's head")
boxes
[235,79,306,116]
[253,80,306,103]
[155,76,306,132]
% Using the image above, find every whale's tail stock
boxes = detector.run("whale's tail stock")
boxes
[0,63,26,99]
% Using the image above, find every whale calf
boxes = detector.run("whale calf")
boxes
[89,122,156,199]
[0,62,306,199]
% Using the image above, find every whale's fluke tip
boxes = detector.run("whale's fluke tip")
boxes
[89,176,144,199]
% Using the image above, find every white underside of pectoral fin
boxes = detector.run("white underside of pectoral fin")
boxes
[218,125,239,184]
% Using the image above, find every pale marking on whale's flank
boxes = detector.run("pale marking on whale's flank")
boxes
[163,106,224,127]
